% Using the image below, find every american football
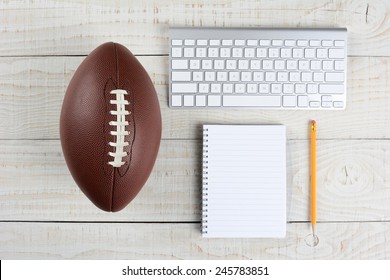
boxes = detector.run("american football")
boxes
[60,42,162,212]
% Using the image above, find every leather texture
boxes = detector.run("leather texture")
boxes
[60,42,162,212]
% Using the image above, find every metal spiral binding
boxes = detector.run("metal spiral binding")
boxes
[202,128,209,234]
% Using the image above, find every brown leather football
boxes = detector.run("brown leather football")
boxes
[60,42,162,212]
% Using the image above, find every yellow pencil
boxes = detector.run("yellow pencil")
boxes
[310,120,317,236]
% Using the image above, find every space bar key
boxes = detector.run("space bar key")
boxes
[223,95,281,107]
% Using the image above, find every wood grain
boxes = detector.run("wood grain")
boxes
[0,0,389,56]
[0,56,390,140]
[1,139,389,222]
[1,222,389,259]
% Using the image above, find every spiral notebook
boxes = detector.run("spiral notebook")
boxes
[202,125,286,238]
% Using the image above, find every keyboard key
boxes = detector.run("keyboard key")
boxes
[256,48,267,57]
[319,84,344,94]
[265,72,276,81]
[244,48,255,57]
[196,95,206,106]
[283,84,294,94]
[285,40,295,46]
[217,71,228,81]
[299,60,310,70]
[309,40,320,46]
[184,48,195,57]
[310,60,321,70]
[271,83,282,94]
[171,40,182,46]
[272,40,283,46]
[172,71,191,81]
[334,40,345,47]
[214,60,225,69]
[172,83,197,93]
[292,48,303,58]
[202,60,212,69]
[210,39,220,45]
[220,48,231,57]
[223,84,233,93]
[322,60,333,70]
[223,95,281,107]
[329,48,344,58]
[189,59,200,69]
[229,72,240,81]
[193,71,203,81]
[317,48,328,58]
[295,83,305,93]
[304,48,315,58]
[283,95,296,107]
[309,101,320,108]
[172,47,182,57]
[235,40,245,46]
[172,59,188,69]
[222,40,233,46]
[281,48,292,58]
[226,60,237,69]
[269,48,279,57]
[250,60,261,69]
[253,72,264,81]
[208,48,219,57]
[286,60,298,69]
[232,48,243,57]
[277,72,288,82]
[322,40,333,47]
[241,72,252,81]
[247,84,257,93]
[208,95,221,106]
[275,60,285,69]
[313,72,324,82]
[171,95,182,107]
[184,39,195,45]
[325,72,344,82]
[297,40,308,46]
[289,72,300,82]
[199,83,209,93]
[235,84,245,93]
[197,40,207,45]
[334,60,345,70]
[211,83,222,93]
[247,39,258,46]
[334,101,344,108]
[322,101,332,108]
[238,60,249,69]
[297,95,308,107]
[301,72,312,82]
[307,83,318,93]
[183,95,194,106]
[196,48,207,57]
[259,39,271,46]
[263,60,273,70]
[259,83,270,93]
[205,72,216,81]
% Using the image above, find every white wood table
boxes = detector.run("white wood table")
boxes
[1,0,390,259]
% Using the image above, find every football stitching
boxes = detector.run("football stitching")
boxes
[108,89,130,168]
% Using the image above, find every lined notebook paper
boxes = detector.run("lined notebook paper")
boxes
[202,125,286,238]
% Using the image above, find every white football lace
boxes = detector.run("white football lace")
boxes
[108,89,130,167]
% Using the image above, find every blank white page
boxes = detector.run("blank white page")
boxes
[202,125,286,238]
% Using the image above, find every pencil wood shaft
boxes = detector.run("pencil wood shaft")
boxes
[311,121,317,228]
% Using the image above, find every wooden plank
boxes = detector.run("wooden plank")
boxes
[0,0,389,56]
[0,56,389,140]
[0,221,389,259]
[1,139,390,222]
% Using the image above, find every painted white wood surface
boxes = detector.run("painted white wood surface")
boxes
[0,0,390,259]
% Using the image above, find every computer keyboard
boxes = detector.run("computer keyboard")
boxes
[169,27,347,109]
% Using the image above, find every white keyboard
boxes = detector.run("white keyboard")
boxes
[169,27,347,109]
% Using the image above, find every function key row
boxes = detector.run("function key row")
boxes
[172,39,345,47]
